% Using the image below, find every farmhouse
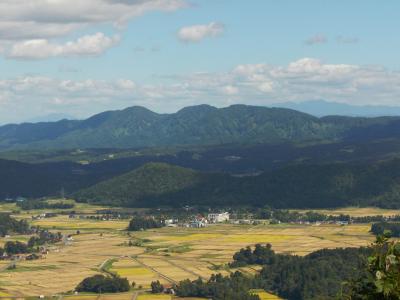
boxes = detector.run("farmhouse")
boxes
[208,212,230,223]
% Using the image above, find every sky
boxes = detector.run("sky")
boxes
[1,0,400,124]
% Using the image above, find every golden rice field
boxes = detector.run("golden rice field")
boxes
[0,205,379,298]
[31,215,129,231]
[251,289,283,300]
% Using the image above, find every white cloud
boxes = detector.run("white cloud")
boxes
[304,34,327,45]
[0,0,186,58]
[2,58,400,124]
[8,32,120,59]
[0,0,186,40]
[178,22,224,42]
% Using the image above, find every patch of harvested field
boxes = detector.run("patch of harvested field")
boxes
[137,294,172,300]
[64,296,99,300]
[32,215,129,231]
[250,289,282,299]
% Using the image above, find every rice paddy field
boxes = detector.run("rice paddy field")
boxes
[0,205,380,298]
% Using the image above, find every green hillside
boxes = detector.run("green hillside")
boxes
[74,163,203,207]
[74,159,400,209]
[1,104,399,150]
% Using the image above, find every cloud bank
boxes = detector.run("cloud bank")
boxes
[1,58,400,123]
[0,0,186,58]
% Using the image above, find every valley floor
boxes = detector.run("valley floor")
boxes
[0,204,391,298]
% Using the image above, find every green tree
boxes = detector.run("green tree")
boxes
[345,233,400,299]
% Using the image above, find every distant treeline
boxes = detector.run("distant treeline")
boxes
[371,222,400,237]
[255,208,400,224]
[0,213,29,236]
[176,244,370,300]
[16,200,74,210]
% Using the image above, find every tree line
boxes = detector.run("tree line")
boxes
[16,200,74,210]
[0,213,29,236]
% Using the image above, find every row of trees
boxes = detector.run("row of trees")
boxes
[17,200,74,210]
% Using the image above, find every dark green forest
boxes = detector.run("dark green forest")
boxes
[74,159,400,209]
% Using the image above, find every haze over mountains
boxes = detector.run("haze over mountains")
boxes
[1,104,400,151]
[276,100,400,117]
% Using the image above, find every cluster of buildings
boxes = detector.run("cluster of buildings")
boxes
[175,212,230,228]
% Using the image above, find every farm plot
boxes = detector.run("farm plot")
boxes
[32,215,129,232]
[0,233,142,296]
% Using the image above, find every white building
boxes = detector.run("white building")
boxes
[208,212,230,223]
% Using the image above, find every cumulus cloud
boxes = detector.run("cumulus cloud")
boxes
[2,58,400,123]
[304,34,327,45]
[178,22,224,42]
[8,32,120,59]
[0,0,186,58]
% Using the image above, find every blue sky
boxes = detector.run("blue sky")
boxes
[0,0,400,123]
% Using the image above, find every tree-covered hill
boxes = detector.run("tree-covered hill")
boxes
[74,163,204,207]
[74,159,400,209]
[0,104,399,150]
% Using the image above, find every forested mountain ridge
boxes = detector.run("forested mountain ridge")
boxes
[1,104,399,150]
[74,159,400,209]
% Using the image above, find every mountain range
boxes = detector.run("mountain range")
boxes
[1,104,400,151]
